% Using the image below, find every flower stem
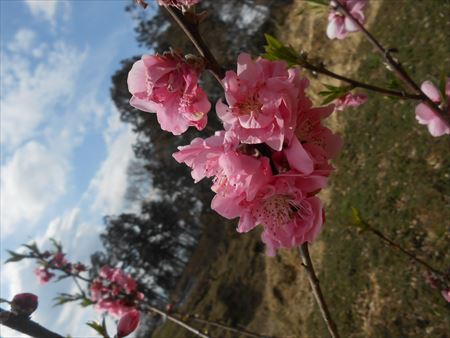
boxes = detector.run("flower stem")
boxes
[0,307,64,338]
[298,244,341,338]
[333,0,450,128]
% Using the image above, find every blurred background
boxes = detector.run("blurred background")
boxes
[1,0,449,337]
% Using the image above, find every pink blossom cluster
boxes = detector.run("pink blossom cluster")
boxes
[327,0,366,40]
[173,54,342,255]
[415,79,450,137]
[90,266,144,318]
[128,50,210,135]
[156,0,199,7]
[33,251,86,285]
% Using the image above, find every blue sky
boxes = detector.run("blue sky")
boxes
[0,0,152,336]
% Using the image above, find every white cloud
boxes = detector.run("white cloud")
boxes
[8,28,36,53]
[24,0,71,28]
[86,109,136,215]
[1,40,87,152]
[1,141,68,237]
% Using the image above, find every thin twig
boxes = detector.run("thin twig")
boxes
[333,0,450,127]
[298,244,340,338]
[0,308,64,338]
[300,60,421,100]
[187,315,276,338]
[146,305,211,338]
[365,225,449,281]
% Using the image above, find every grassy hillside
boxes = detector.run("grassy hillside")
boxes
[152,1,450,337]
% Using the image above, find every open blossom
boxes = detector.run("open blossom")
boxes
[334,92,367,111]
[216,176,326,256]
[128,51,210,135]
[173,131,272,203]
[157,0,199,7]
[327,0,366,40]
[415,79,450,137]
[117,310,140,338]
[91,266,143,317]
[34,267,55,285]
[216,53,307,151]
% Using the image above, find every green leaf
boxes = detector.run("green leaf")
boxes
[87,319,109,338]
[304,0,329,6]
[4,250,26,264]
[50,238,63,252]
[22,242,39,254]
[0,298,11,304]
[262,34,300,67]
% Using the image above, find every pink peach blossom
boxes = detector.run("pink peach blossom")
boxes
[334,92,367,111]
[415,79,450,137]
[327,0,366,40]
[295,102,343,173]
[91,266,143,318]
[216,53,307,151]
[128,51,210,135]
[216,177,325,256]
[441,289,450,303]
[34,267,55,285]
[173,131,272,203]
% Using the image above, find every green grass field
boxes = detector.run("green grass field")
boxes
[152,1,450,337]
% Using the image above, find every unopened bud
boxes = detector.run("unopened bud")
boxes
[11,293,38,317]
[117,310,140,338]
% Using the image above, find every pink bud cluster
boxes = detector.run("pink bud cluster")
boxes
[327,0,366,40]
[90,266,144,318]
[128,50,210,135]
[33,251,86,285]
[415,79,450,137]
[172,54,342,255]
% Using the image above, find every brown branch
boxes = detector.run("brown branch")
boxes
[163,6,225,83]
[298,244,340,338]
[333,0,450,128]
[0,308,64,338]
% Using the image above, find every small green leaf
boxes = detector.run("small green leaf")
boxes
[350,207,369,231]
[87,319,109,338]
[80,298,94,307]
[50,238,63,252]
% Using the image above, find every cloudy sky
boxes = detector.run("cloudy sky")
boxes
[1,0,150,336]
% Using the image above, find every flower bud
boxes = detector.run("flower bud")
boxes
[117,310,140,338]
[10,293,38,317]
